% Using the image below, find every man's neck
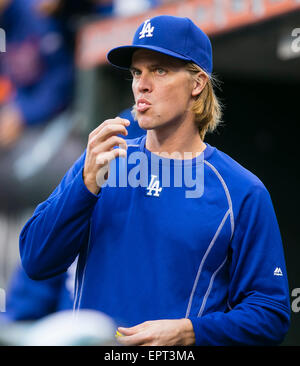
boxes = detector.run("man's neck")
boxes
[145,122,206,160]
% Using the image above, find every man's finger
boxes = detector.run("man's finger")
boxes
[92,135,127,155]
[95,148,127,166]
[89,117,130,139]
[116,332,146,346]
[95,148,127,187]
[96,164,110,188]
[89,124,129,149]
[118,322,149,336]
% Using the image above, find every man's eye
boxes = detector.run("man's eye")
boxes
[131,69,141,77]
[156,68,166,75]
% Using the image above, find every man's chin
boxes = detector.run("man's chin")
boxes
[136,116,155,130]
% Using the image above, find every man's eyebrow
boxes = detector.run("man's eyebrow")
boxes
[150,63,167,69]
[130,63,167,70]
[129,66,140,73]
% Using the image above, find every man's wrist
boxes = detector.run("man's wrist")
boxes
[85,180,101,195]
[179,318,196,345]
[82,169,101,195]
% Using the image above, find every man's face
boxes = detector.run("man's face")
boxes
[131,49,195,131]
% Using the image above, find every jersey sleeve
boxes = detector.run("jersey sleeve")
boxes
[19,150,100,280]
[189,184,290,345]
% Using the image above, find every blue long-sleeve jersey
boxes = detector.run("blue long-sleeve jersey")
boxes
[19,136,290,345]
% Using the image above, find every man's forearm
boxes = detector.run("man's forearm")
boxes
[20,166,98,280]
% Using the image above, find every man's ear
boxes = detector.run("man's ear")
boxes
[191,72,208,98]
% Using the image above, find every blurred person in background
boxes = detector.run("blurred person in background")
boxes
[0,261,75,323]
[0,0,75,313]
[0,0,74,148]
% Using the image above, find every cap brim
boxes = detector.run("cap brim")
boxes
[107,45,191,69]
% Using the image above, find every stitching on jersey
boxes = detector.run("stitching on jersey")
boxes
[73,224,92,313]
[227,299,233,311]
[72,262,80,313]
[204,160,235,239]
[185,208,230,318]
[197,255,228,317]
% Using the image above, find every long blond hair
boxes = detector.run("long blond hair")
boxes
[185,63,223,140]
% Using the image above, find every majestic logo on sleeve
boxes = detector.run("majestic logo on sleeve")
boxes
[139,19,155,39]
[146,175,162,197]
[274,267,283,276]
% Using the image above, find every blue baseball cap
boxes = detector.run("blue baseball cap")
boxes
[107,15,213,75]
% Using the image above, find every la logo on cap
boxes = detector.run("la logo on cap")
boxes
[139,19,155,39]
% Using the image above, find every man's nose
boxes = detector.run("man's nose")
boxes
[137,72,152,93]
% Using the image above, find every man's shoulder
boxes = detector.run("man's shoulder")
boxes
[206,145,268,197]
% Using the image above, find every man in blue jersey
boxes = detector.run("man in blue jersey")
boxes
[19,16,290,346]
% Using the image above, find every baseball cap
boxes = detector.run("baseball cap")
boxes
[107,15,213,75]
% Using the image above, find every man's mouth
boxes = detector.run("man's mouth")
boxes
[137,99,151,112]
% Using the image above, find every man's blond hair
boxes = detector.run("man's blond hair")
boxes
[185,63,223,140]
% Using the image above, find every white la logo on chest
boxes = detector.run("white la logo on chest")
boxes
[139,19,155,39]
[146,174,162,197]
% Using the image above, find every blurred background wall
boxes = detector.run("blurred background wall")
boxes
[0,0,299,345]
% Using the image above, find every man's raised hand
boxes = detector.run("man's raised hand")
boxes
[83,117,130,194]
